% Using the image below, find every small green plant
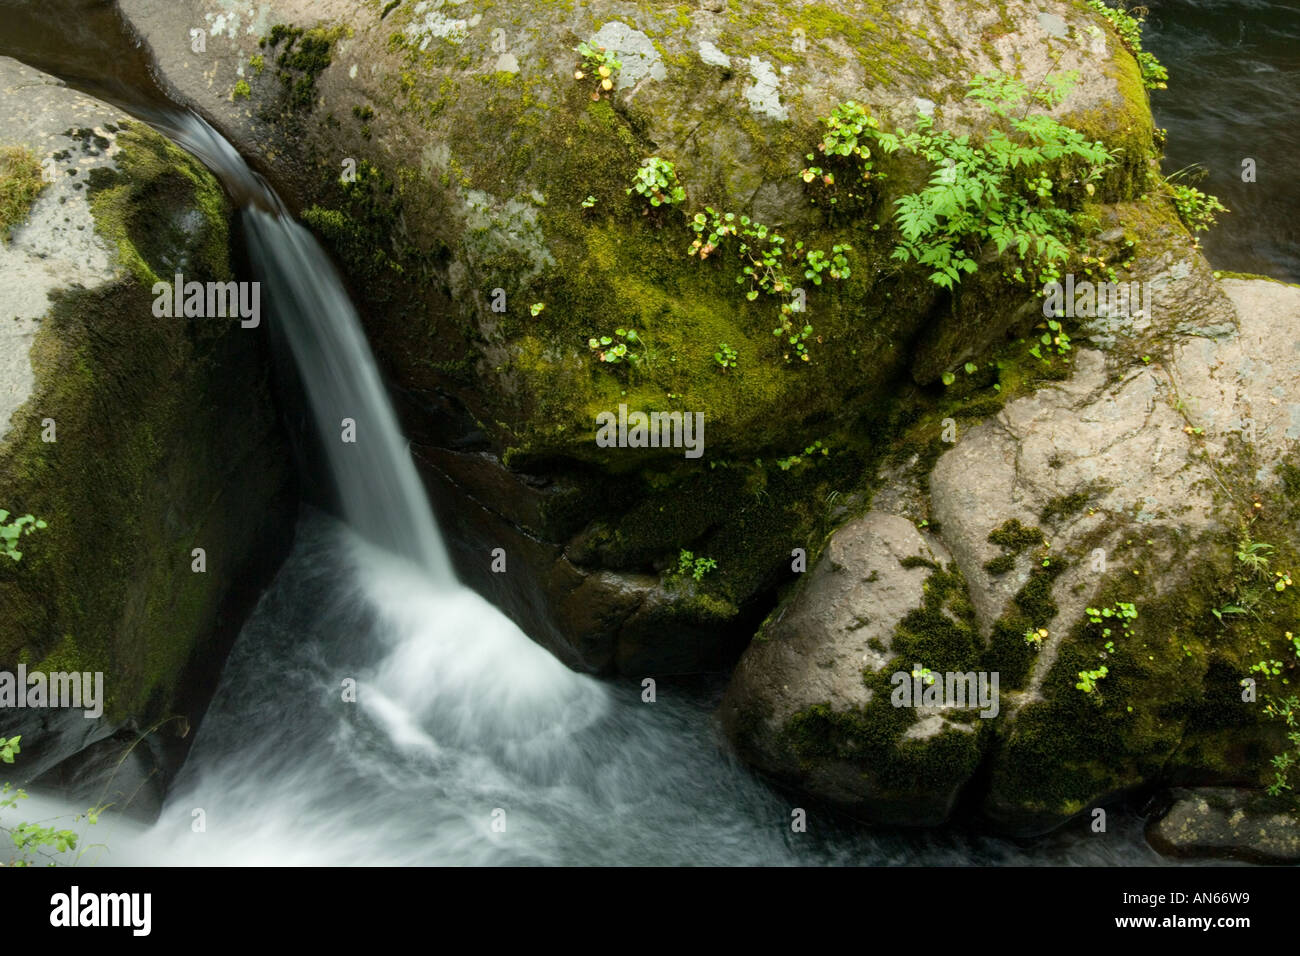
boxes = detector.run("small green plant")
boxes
[588,328,641,365]
[0,510,47,562]
[530,302,546,317]
[628,157,685,209]
[249,53,265,74]
[1028,319,1072,363]
[581,195,598,209]
[1087,1,1169,90]
[1076,664,1109,695]
[232,78,252,100]
[1252,659,1284,678]
[2,735,103,866]
[1085,601,1138,639]
[687,207,849,362]
[676,549,717,581]
[1023,627,1048,650]
[939,361,983,385]
[574,41,622,100]
[911,665,938,686]
[1237,536,1275,580]
[1258,632,1300,795]
[1167,176,1228,241]
[776,440,828,470]
[1263,695,1299,796]
[713,342,738,371]
[801,101,883,209]
[1211,603,1248,623]
[802,245,853,286]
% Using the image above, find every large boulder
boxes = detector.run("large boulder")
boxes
[718,512,987,824]
[116,0,1167,672]
[0,57,294,800]
[722,272,1300,845]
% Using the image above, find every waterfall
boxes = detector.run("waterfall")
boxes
[241,209,454,578]
[158,111,452,576]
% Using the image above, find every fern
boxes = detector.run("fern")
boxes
[821,71,1118,289]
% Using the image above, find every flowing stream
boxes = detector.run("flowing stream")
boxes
[4,0,1292,867]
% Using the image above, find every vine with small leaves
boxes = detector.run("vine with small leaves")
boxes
[1086,1,1169,91]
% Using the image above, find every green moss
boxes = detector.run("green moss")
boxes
[1069,10,1156,201]
[568,439,869,611]
[1039,486,1102,525]
[262,22,351,111]
[232,79,252,100]
[1214,270,1300,289]
[783,698,982,795]
[983,553,1016,576]
[780,563,986,802]
[952,396,1005,419]
[0,121,282,722]
[300,159,418,282]
[84,123,230,286]
[889,565,981,670]
[988,495,1300,819]
[986,557,1065,688]
[0,146,46,241]
[987,518,1043,554]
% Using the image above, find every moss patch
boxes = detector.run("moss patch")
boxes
[0,146,46,241]
[84,124,229,286]
[987,518,1043,554]
[260,22,351,112]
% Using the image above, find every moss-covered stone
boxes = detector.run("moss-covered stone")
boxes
[0,120,292,723]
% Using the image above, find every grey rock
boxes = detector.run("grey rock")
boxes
[720,512,982,825]
[1147,788,1300,864]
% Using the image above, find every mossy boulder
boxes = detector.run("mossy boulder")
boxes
[724,267,1300,846]
[924,276,1300,837]
[0,58,294,785]
[719,512,988,824]
[117,0,1170,667]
